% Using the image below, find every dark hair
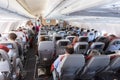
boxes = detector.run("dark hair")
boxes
[109,34,116,38]
[65,45,74,54]
[39,36,46,42]
[87,30,90,32]
[9,33,17,40]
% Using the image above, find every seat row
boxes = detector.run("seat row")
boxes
[52,54,120,80]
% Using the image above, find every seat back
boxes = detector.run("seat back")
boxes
[74,42,88,55]
[38,41,55,66]
[96,37,109,50]
[106,39,120,52]
[105,56,120,72]
[60,54,85,80]
[66,36,76,43]
[90,42,105,52]
[38,35,51,43]
[38,30,47,35]
[78,36,88,42]
[56,39,70,56]
[79,55,110,79]
[0,49,10,63]
[53,35,63,42]
[58,31,66,37]
[48,31,56,36]
[0,73,5,80]
[0,41,19,57]
[0,60,10,72]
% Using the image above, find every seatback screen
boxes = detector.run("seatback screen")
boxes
[79,45,86,49]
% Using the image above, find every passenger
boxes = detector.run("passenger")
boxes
[107,41,120,52]
[17,27,23,31]
[80,28,84,36]
[94,30,98,39]
[71,33,79,46]
[84,29,90,36]
[36,19,40,33]
[8,33,20,56]
[51,45,74,76]
[26,21,35,48]
[107,34,118,42]
[8,33,24,76]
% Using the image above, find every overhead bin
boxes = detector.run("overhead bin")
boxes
[0,0,8,8]
[0,0,35,18]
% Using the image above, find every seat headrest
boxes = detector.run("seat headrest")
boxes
[56,39,70,47]
[66,36,76,42]
[91,42,105,50]
[79,36,88,42]
[74,42,88,49]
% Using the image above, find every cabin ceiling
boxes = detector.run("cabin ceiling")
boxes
[16,0,120,22]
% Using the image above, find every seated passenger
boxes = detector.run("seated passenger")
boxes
[71,33,79,46]
[107,41,120,52]
[8,33,24,76]
[83,30,90,36]
[107,34,118,42]
[8,33,22,56]
[51,45,74,74]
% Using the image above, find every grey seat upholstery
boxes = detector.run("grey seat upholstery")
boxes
[90,42,105,52]
[66,36,76,43]
[38,30,47,35]
[0,41,19,57]
[56,39,70,56]
[0,50,11,80]
[38,35,51,43]
[57,31,66,38]
[78,36,89,42]
[104,56,120,72]
[74,42,88,55]
[38,41,55,66]
[95,37,109,50]
[78,55,110,79]
[53,54,85,80]
[53,35,63,43]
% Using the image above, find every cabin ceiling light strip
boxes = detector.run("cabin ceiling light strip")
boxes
[61,0,119,14]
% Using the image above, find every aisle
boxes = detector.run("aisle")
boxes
[24,48,36,80]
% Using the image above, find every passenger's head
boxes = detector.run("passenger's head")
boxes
[39,36,46,42]
[91,29,94,31]
[9,33,17,41]
[65,45,74,54]
[108,34,117,41]
[87,30,90,33]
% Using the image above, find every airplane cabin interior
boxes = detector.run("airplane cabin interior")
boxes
[0,0,120,80]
